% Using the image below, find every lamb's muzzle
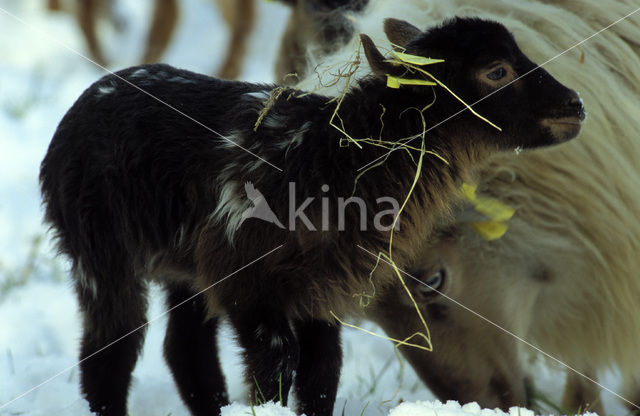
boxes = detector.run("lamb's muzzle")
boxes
[541,90,586,142]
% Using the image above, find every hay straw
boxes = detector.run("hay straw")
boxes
[331,311,431,351]
[395,60,502,131]
[324,39,506,353]
[253,86,287,131]
[264,39,504,352]
[322,45,437,351]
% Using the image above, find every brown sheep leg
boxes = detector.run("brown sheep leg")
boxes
[274,0,326,86]
[274,10,309,86]
[142,0,179,64]
[561,370,603,415]
[76,0,108,66]
[216,0,255,79]
[273,1,364,86]
[47,0,62,12]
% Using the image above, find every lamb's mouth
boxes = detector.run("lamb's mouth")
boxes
[541,116,584,141]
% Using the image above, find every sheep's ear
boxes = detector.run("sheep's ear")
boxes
[360,34,404,77]
[384,18,422,50]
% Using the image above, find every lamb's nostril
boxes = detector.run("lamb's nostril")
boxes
[566,90,582,107]
[569,97,582,107]
[566,90,585,120]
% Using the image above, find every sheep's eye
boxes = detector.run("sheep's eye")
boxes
[418,269,445,295]
[486,67,507,81]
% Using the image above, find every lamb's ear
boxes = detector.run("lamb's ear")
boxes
[384,18,422,50]
[360,34,404,77]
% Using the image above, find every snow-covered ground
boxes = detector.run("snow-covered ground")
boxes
[0,1,625,415]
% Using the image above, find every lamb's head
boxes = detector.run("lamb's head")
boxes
[361,17,585,150]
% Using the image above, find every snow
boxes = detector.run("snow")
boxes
[0,0,622,415]
[389,401,594,416]
[222,401,297,416]
[218,399,600,416]
[219,400,548,416]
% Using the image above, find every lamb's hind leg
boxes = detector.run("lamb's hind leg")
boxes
[293,319,342,416]
[229,306,299,407]
[163,284,229,415]
[75,265,148,416]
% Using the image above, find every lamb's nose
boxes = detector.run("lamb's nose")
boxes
[567,90,585,121]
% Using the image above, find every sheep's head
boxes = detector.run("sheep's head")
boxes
[369,232,532,410]
[361,18,585,150]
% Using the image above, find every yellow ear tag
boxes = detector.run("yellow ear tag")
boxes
[385,52,442,89]
[386,75,437,89]
[471,221,509,240]
[386,75,401,88]
[460,182,515,241]
[392,51,445,66]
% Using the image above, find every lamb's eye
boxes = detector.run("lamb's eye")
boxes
[486,67,507,81]
[418,269,445,295]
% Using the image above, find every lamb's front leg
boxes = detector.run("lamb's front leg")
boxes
[229,307,300,407]
[293,319,342,416]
